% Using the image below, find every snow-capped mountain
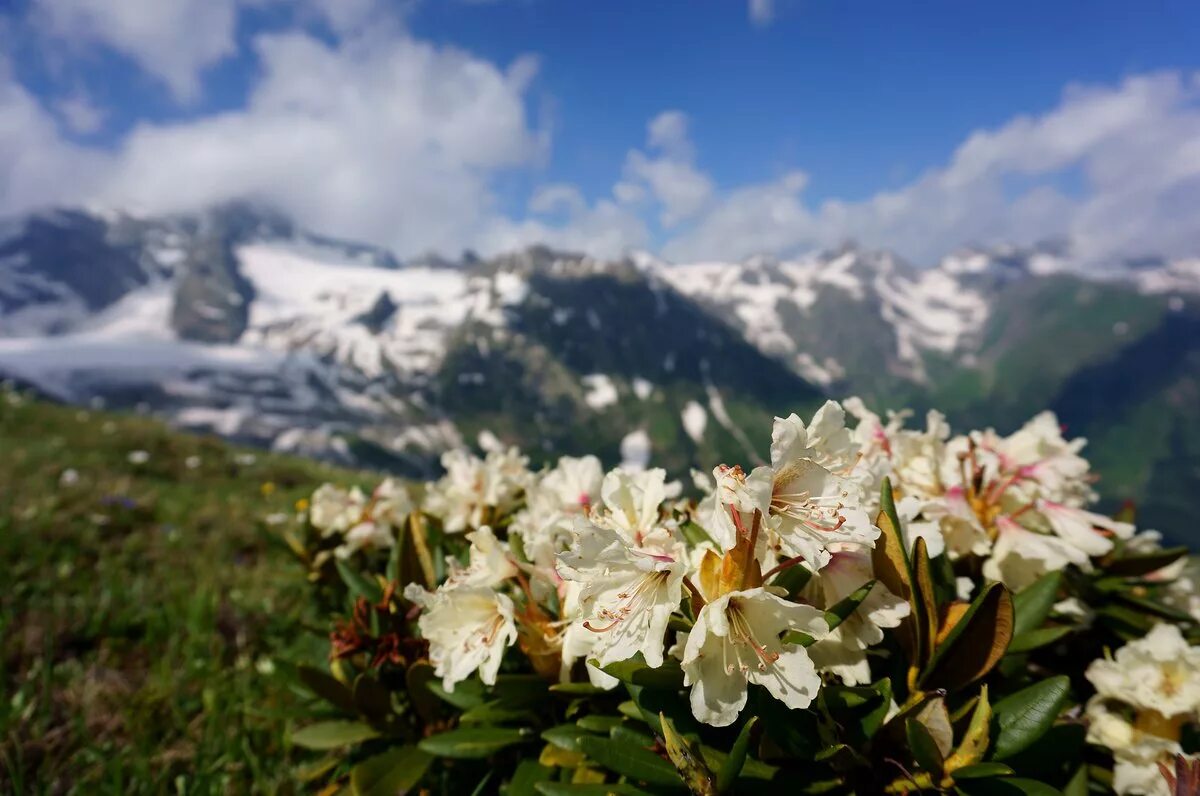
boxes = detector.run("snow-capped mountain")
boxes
[2,203,1199,535]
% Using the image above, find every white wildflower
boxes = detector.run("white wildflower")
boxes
[683,587,828,727]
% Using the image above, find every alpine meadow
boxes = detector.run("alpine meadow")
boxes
[4,1,1200,794]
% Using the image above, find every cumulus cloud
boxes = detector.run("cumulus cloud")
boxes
[617,110,714,227]
[1,29,554,257]
[2,2,1199,269]
[34,0,242,102]
[663,71,1200,265]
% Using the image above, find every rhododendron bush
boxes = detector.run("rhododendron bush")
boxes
[280,400,1200,795]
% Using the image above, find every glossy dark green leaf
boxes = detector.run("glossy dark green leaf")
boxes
[533,784,656,796]
[296,664,356,713]
[577,735,684,788]
[820,679,893,745]
[598,656,685,689]
[418,727,531,759]
[1006,626,1072,655]
[954,777,1062,795]
[1104,546,1188,577]
[505,760,554,796]
[350,745,433,796]
[990,676,1071,761]
[1011,572,1062,638]
[907,717,945,777]
[772,561,813,597]
[541,724,591,752]
[353,674,394,726]
[576,715,624,733]
[459,699,535,726]
[426,677,486,710]
[951,762,1014,780]
[291,720,379,750]
[824,580,876,632]
[716,717,757,794]
[405,661,443,723]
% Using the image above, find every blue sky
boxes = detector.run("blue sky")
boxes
[3,0,1200,264]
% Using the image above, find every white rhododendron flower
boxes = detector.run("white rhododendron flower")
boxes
[404,583,517,692]
[768,455,879,570]
[1084,625,1200,795]
[803,546,910,685]
[557,519,686,669]
[682,588,828,727]
[310,484,367,536]
[707,464,774,552]
[335,519,394,559]
[424,448,531,533]
[596,467,670,545]
[1087,624,1200,718]
[372,478,415,527]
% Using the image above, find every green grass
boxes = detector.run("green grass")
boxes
[0,390,369,794]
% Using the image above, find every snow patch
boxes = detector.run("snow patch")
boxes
[681,401,707,442]
[581,373,619,410]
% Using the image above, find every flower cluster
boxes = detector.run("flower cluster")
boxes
[293,398,1199,795]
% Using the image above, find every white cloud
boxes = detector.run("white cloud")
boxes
[3,7,1200,271]
[17,31,551,258]
[748,0,774,27]
[663,72,1200,265]
[35,0,241,102]
[619,110,714,227]
[54,90,105,134]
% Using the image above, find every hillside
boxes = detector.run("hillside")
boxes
[1,204,1199,539]
[0,387,366,792]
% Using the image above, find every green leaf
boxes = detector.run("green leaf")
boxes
[296,664,356,713]
[493,674,552,706]
[1104,546,1188,577]
[505,760,554,796]
[459,699,535,726]
[418,727,531,759]
[577,735,684,788]
[907,717,945,778]
[1011,571,1062,638]
[990,676,1071,761]
[291,720,379,750]
[1116,593,1197,623]
[772,562,813,597]
[426,677,486,710]
[550,682,610,696]
[820,680,893,745]
[954,777,1061,795]
[921,582,1014,692]
[353,674,395,727]
[576,715,624,733]
[1006,625,1072,654]
[350,745,433,796]
[824,580,876,632]
[598,656,684,689]
[542,724,591,752]
[951,762,1013,781]
[405,661,443,723]
[533,784,656,796]
[336,557,383,602]
[716,717,757,794]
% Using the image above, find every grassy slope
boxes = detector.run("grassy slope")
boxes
[0,390,367,794]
